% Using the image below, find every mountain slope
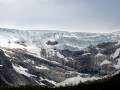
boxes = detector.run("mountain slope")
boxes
[1,28,120,87]
[1,69,120,90]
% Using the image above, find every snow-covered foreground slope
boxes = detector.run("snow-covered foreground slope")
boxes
[56,75,100,87]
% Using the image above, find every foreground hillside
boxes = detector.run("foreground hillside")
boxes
[0,71,120,90]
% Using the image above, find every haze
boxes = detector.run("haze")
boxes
[0,0,120,33]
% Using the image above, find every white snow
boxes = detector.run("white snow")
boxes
[24,59,35,64]
[51,61,61,65]
[12,63,35,77]
[0,65,3,67]
[56,51,69,61]
[0,41,25,49]
[26,44,41,57]
[57,52,64,58]
[0,39,41,58]
[100,60,111,66]
[29,51,62,66]
[34,65,49,70]
[56,75,100,87]
[4,53,11,57]
[35,80,45,86]
[112,48,120,59]
[39,77,57,85]
[48,39,57,42]
[44,78,57,85]
[96,53,104,57]
[82,53,91,56]
[114,64,120,69]
[63,34,79,39]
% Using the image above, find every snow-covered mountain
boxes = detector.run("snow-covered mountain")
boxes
[0,28,119,51]
[1,28,120,87]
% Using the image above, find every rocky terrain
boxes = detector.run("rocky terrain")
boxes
[0,28,120,87]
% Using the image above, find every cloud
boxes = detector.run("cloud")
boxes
[0,0,120,33]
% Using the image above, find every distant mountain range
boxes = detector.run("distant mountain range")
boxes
[0,28,120,87]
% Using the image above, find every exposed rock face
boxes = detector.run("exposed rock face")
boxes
[59,42,119,75]
[46,40,58,46]
[14,40,27,47]
[0,49,34,86]
[0,48,77,87]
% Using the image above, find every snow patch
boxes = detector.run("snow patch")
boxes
[12,63,35,77]
[39,77,57,85]
[82,53,91,56]
[0,65,3,67]
[4,53,11,57]
[34,65,49,70]
[96,53,104,57]
[114,65,120,69]
[24,59,35,64]
[112,48,120,59]
[44,78,57,85]
[35,80,45,86]
[56,51,69,61]
[26,44,41,57]
[57,52,64,58]
[100,60,111,66]
[0,41,25,49]
[56,75,99,87]
[0,39,41,58]
[51,61,61,65]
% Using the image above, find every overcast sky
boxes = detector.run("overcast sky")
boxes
[0,0,120,33]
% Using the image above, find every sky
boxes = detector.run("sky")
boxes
[0,0,120,33]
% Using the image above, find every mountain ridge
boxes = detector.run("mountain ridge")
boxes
[0,28,120,87]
